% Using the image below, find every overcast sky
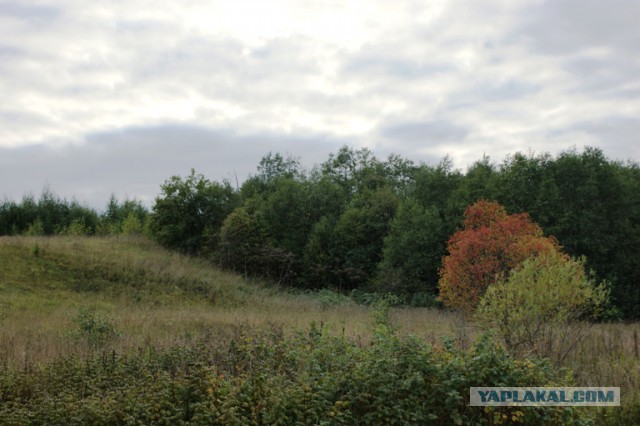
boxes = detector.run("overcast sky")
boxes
[1,0,639,209]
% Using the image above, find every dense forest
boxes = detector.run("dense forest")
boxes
[2,146,639,318]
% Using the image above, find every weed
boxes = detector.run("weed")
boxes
[69,307,121,348]
[315,288,353,309]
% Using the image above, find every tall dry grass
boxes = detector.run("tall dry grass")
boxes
[1,235,639,416]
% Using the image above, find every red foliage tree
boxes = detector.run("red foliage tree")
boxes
[438,200,560,313]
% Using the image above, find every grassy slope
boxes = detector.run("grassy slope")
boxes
[0,235,458,369]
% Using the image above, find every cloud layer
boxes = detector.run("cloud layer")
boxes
[1,0,638,208]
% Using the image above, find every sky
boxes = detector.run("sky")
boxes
[1,0,639,209]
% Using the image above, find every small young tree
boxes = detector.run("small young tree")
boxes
[122,212,144,235]
[476,252,608,362]
[438,200,559,313]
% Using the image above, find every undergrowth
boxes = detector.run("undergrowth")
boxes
[0,320,595,425]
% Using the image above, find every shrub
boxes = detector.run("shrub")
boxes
[69,308,121,348]
[61,218,90,236]
[0,326,596,425]
[24,219,45,236]
[476,252,609,362]
[122,212,144,235]
[315,288,353,309]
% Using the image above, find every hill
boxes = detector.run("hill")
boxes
[0,235,455,368]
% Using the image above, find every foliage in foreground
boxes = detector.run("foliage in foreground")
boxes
[0,321,596,425]
[476,252,609,363]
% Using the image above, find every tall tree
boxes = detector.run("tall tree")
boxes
[150,170,237,254]
[376,198,445,296]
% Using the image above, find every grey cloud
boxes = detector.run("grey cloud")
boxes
[562,55,640,98]
[476,79,540,102]
[374,119,470,168]
[0,1,59,24]
[123,35,333,106]
[516,0,640,54]
[381,120,468,145]
[574,117,640,162]
[510,0,640,101]
[1,0,639,199]
[0,45,23,58]
[0,124,345,209]
[342,54,453,79]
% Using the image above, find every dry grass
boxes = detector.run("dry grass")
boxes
[0,236,459,369]
[1,235,639,412]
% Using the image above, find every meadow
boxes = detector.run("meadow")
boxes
[1,235,639,424]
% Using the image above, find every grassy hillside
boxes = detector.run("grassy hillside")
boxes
[0,235,460,369]
[1,236,639,424]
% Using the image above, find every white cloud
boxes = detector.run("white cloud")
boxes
[0,0,638,204]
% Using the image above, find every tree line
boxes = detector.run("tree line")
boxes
[0,191,148,236]
[2,145,639,318]
[148,146,640,319]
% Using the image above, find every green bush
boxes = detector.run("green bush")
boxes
[0,323,597,425]
[24,219,45,236]
[69,308,121,348]
[315,288,353,309]
[61,218,90,236]
[122,211,144,235]
[476,253,609,362]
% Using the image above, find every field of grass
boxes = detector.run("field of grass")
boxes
[1,235,639,424]
[0,236,463,367]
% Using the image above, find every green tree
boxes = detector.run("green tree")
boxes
[547,148,637,317]
[376,198,445,296]
[241,152,304,199]
[217,206,266,275]
[411,157,465,237]
[328,187,399,291]
[122,212,144,235]
[303,215,340,289]
[150,170,238,254]
[102,195,148,234]
[458,155,499,206]
[217,206,294,282]
[320,145,386,194]
[496,151,555,219]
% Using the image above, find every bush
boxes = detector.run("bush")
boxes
[69,308,121,348]
[0,325,594,425]
[61,218,90,236]
[122,212,144,235]
[476,252,609,362]
[315,288,353,309]
[407,291,443,308]
[24,219,45,236]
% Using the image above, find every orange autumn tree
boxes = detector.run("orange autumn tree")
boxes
[438,200,560,313]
